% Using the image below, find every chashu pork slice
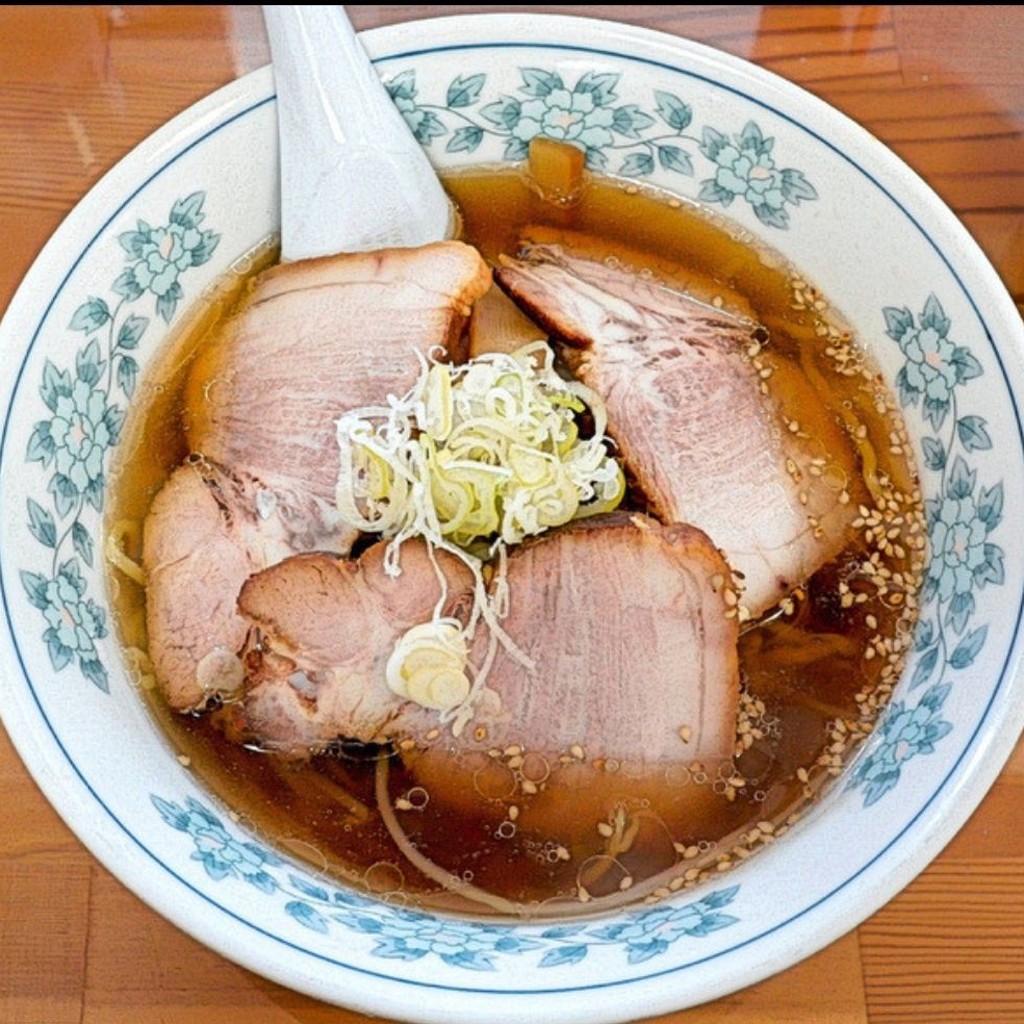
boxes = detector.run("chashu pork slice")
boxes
[407,512,740,851]
[233,513,739,769]
[495,237,863,616]
[462,512,739,765]
[185,241,492,550]
[235,540,476,754]
[143,458,296,710]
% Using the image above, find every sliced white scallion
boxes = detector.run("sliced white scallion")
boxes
[385,620,471,712]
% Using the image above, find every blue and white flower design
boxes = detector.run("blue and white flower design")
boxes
[340,908,546,971]
[21,192,219,693]
[886,295,982,431]
[580,892,739,964]
[153,796,284,893]
[28,368,122,514]
[382,67,816,227]
[697,122,817,228]
[115,193,221,322]
[850,684,953,806]
[504,72,619,162]
[153,793,742,971]
[925,462,1003,621]
[20,560,108,689]
[850,295,1003,806]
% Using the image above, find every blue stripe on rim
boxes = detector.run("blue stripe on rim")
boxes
[1,36,1023,1000]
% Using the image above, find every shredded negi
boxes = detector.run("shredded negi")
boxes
[334,340,624,730]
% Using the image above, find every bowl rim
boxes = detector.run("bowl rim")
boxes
[2,12,1023,1022]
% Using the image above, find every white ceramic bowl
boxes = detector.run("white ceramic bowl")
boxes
[2,14,1023,1023]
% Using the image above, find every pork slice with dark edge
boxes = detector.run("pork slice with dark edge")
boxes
[142,458,295,710]
[185,240,492,551]
[463,511,739,764]
[494,233,864,616]
[234,539,476,754]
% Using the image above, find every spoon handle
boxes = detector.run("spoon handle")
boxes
[262,5,454,261]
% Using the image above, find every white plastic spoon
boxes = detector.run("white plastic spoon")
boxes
[262,5,455,261]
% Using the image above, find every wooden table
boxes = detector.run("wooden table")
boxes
[1,6,1021,1023]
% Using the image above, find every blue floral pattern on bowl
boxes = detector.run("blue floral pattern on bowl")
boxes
[153,794,740,971]
[19,193,218,691]
[849,296,1004,806]
[385,67,817,228]
[116,194,220,323]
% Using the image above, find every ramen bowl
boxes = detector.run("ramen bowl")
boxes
[1,13,1022,1022]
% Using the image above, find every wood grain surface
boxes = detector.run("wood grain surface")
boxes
[1,7,1021,1024]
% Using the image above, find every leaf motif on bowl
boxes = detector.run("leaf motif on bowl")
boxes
[383,67,817,228]
[20,192,220,693]
[848,295,1005,806]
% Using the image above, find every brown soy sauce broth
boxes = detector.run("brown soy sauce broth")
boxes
[106,167,924,919]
